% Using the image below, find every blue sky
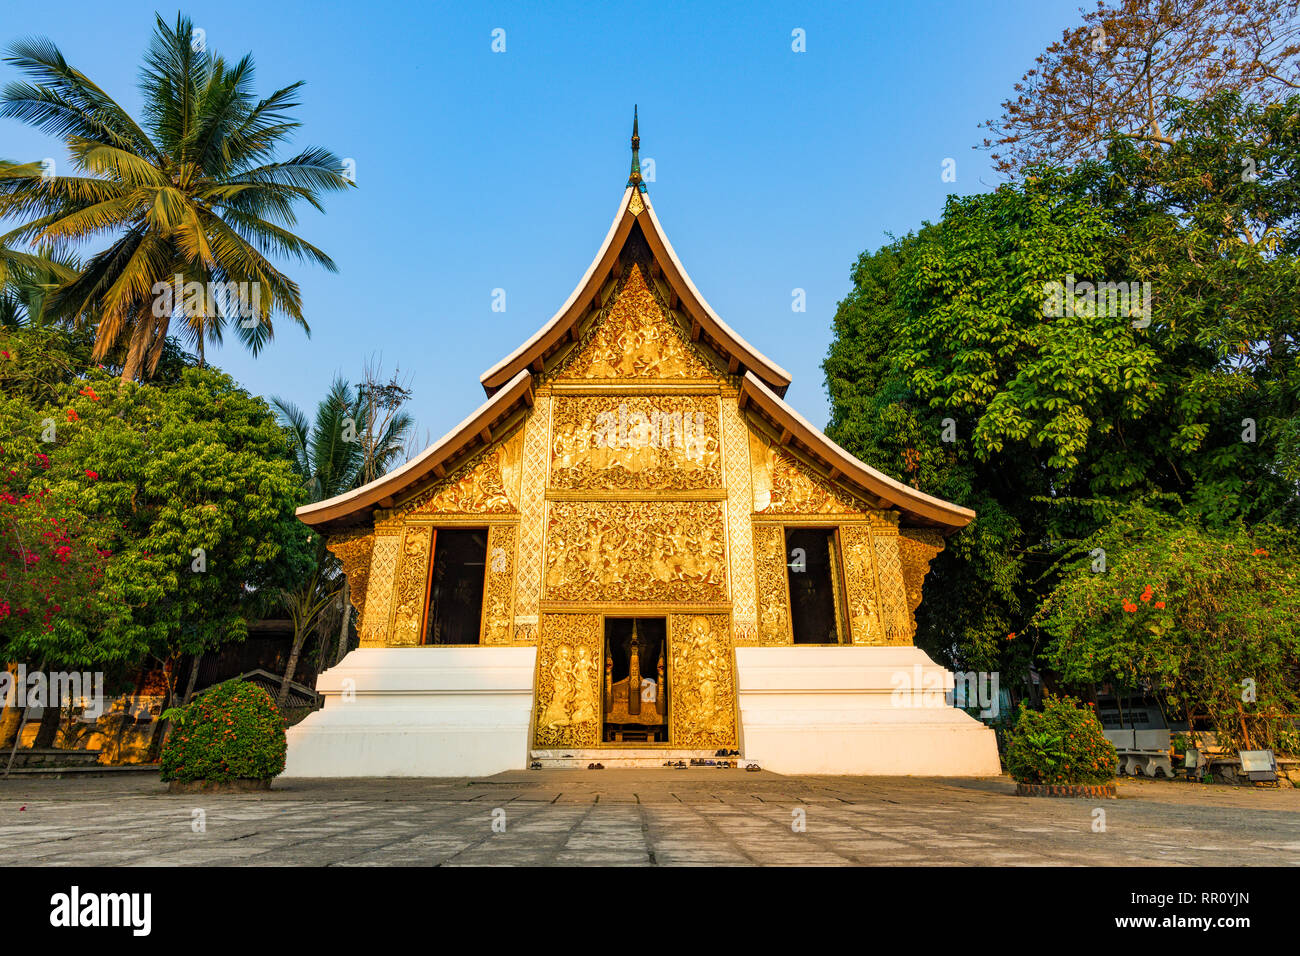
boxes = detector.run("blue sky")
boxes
[1,0,1084,442]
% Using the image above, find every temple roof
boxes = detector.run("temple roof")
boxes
[297,117,974,535]
[478,183,793,396]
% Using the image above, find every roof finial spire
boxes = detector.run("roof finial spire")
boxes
[628,105,645,191]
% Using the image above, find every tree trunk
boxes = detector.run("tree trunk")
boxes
[335,579,351,666]
[32,702,62,749]
[3,704,29,777]
[182,653,203,705]
[278,622,310,709]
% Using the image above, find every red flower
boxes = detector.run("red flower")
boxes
[84,469,99,481]
[1122,602,1138,613]
[66,409,79,421]
[0,350,9,359]
[34,453,50,469]
[1154,601,1165,609]
[78,386,100,401]
[1252,548,1269,557]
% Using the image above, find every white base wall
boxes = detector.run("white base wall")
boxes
[735,645,1002,776]
[283,647,537,778]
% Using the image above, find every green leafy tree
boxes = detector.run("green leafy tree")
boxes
[1037,505,1300,753]
[269,371,412,705]
[0,325,309,724]
[0,13,350,379]
[824,95,1300,685]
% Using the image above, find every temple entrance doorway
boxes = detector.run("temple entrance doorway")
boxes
[603,618,668,743]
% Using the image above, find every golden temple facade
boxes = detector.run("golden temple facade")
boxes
[296,118,974,755]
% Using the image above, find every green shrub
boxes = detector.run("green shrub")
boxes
[1005,694,1117,785]
[160,680,287,782]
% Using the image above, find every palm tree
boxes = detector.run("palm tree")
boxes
[270,376,413,705]
[0,238,78,328]
[0,13,349,379]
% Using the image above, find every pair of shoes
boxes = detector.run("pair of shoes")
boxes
[529,761,542,770]
[744,763,761,772]
[714,748,728,757]
[587,762,605,770]
[673,760,687,769]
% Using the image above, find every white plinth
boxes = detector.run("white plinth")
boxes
[283,647,537,777]
[735,645,1002,776]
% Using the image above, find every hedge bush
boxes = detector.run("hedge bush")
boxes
[160,679,287,782]
[1005,694,1117,785]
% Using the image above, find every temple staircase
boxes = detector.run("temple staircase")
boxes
[529,748,753,770]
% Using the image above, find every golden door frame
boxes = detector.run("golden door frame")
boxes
[532,608,739,751]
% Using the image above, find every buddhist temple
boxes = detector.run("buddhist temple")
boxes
[284,112,1000,777]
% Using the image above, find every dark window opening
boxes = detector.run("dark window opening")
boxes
[784,528,845,644]
[422,529,488,645]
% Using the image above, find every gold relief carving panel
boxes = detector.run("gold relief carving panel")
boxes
[898,528,945,634]
[550,395,722,491]
[402,428,523,515]
[512,395,551,643]
[481,524,517,644]
[749,431,860,515]
[359,533,399,647]
[668,614,737,749]
[534,613,602,748]
[557,265,715,381]
[721,399,758,644]
[753,524,791,645]
[326,527,373,617]
[840,525,887,645]
[387,525,432,647]
[872,530,913,645]
[543,500,727,604]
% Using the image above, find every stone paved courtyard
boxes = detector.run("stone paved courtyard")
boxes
[1,771,1297,866]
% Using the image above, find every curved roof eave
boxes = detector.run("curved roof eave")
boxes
[296,367,534,531]
[478,187,793,395]
[738,371,975,533]
[637,191,791,390]
[478,188,637,393]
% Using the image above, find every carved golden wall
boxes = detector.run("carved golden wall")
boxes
[550,394,721,491]
[481,523,517,644]
[533,612,603,748]
[326,234,949,754]
[388,525,432,646]
[543,499,727,604]
[668,613,738,748]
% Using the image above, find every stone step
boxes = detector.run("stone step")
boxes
[529,748,751,770]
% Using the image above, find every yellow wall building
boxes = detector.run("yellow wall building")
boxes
[285,120,1001,776]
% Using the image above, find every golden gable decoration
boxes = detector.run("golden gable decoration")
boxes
[749,430,860,514]
[557,265,715,381]
[401,428,523,515]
